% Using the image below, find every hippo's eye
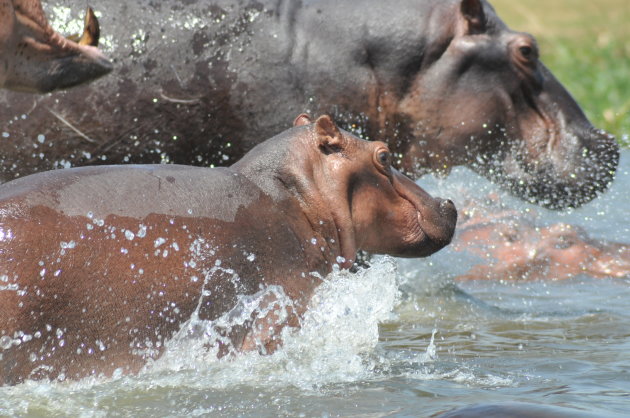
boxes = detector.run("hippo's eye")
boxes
[554,235,574,250]
[504,232,519,243]
[519,45,533,59]
[377,150,391,167]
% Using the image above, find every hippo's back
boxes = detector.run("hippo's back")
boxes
[0,165,262,223]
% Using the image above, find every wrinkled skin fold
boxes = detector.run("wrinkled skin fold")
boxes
[0,0,619,210]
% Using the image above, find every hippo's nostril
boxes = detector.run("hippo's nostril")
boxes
[437,199,457,229]
[440,199,455,210]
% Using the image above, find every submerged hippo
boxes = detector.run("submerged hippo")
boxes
[0,115,457,385]
[0,0,112,92]
[0,0,618,209]
[453,211,630,281]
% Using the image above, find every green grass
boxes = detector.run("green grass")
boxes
[491,0,630,146]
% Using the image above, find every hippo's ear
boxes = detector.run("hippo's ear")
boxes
[315,115,345,153]
[79,7,100,46]
[293,113,313,126]
[460,0,486,34]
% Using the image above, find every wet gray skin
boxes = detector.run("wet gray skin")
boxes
[0,0,618,209]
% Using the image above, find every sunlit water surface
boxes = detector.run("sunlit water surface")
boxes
[1,144,628,417]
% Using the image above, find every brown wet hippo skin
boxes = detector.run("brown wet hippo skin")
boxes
[0,0,618,210]
[453,215,630,281]
[0,115,457,385]
[0,0,112,92]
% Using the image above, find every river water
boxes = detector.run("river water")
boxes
[1,151,628,417]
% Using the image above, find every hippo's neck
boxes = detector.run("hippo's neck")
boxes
[232,132,349,269]
[276,169,351,268]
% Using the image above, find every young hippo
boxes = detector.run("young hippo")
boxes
[0,0,112,92]
[0,114,457,385]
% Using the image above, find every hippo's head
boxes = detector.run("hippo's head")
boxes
[291,114,458,267]
[456,220,630,281]
[396,0,619,210]
[0,1,112,93]
[533,223,630,279]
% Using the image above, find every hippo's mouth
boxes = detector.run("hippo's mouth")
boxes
[399,195,457,258]
[385,169,457,258]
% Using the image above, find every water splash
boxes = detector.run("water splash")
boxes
[0,257,401,413]
[141,257,402,390]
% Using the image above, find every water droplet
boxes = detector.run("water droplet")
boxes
[0,336,13,349]
[60,241,76,249]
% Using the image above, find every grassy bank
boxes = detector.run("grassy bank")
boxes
[491,0,629,146]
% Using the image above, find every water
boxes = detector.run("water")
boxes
[1,148,629,417]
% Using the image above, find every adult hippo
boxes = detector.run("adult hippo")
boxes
[0,1,112,92]
[0,0,618,210]
[0,114,457,385]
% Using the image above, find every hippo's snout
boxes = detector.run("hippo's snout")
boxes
[426,197,458,248]
[38,51,113,93]
[407,195,456,257]
[440,198,456,214]
[393,172,457,257]
[499,127,619,210]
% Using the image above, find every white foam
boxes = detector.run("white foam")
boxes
[140,257,402,390]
